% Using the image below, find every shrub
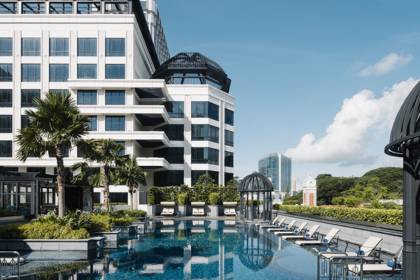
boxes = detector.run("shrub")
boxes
[124,210,147,218]
[148,187,163,205]
[275,205,402,225]
[0,222,89,239]
[89,214,112,232]
[209,192,219,205]
[177,192,188,205]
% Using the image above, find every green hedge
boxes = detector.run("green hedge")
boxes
[0,222,90,239]
[274,205,402,225]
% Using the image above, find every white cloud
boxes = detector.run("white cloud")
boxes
[359,53,413,77]
[285,78,418,164]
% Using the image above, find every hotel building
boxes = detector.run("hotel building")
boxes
[0,0,234,214]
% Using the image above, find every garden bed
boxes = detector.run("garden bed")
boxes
[0,236,104,251]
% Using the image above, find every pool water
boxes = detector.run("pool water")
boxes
[20,220,401,279]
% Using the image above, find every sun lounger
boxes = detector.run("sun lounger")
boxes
[320,236,383,259]
[282,224,320,240]
[160,202,175,216]
[266,219,295,232]
[274,222,307,236]
[261,217,287,230]
[191,202,206,216]
[347,247,402,275]
[223,202,237,216]
[296,228,340,246]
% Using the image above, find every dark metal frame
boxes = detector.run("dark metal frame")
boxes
[238,172,273,221]
[385,81,420,280]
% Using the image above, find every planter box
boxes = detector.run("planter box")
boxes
[112,225,137,236]
[147,205,157,217]
[132,221,148,234]
[95,231,120,249]
[208,205,219,217]
[0,216,25,225]
[178,205,187,216]
[0,237,104,252]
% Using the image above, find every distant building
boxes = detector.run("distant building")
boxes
[258,153,279,190]
[291,177,297,195]
[302,177,317,207]
[281,155,292,193]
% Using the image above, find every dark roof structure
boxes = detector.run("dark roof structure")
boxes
[238,172,274,192]
[152,52,231,93]
[385,81,420,157]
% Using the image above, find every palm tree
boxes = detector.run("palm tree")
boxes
[73,139,125,212]
[115,157,146,210]
[16,92,89,217]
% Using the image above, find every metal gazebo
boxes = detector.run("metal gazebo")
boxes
[385,81,420,279]
[238,172,273,221]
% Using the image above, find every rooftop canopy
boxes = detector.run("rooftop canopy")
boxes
[238,172,274,192]
[152,52,231,93]
[385,81,420,158]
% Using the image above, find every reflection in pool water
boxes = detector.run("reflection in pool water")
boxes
[17,220,395,279]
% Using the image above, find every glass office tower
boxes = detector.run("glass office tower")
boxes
[258,154,279,190]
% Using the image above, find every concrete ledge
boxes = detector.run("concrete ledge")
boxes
[0,236,104,251]
[113,225,137,235]
[0,216,25,225]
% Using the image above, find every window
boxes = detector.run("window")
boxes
[225,130,234,146]
[225,108,234,126]
[0,115,12,133]
[105,64,125,79]
[0,38,12,56]
[192,147,219,165]
[191,101,219,121]
[49,38,69,56]
[21,64,40,82]
[87,116,97,131]
[163,124,184,141]
[0,141,12,157]
[225,151,234,167]
[21,115,30,129]
[49,64,68,82]
[105,2,128,14]
[0,89,12,107]
[22,2,45,14]
[109,192,128,204]
[77,38,97,56]
[105,116,125,131]
[192,171,218,185]
[105,90,125,105]
[0,3,17,14]
[192,124,219,143]
[77,64,97,79]
[77,2,101,14]
[77,90,97,105]
[22,38,40,56]
[0,64,12,81]
[49,2,73,14]
[154,148,184,164]
[165,101,184,118]
[105,38,125,56]
[154,170,184,187]
[21,89,40,107]
[50,89,69,96]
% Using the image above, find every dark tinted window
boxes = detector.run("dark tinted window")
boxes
[192,171,218,185]
[0,89,12,107]
[225,108,234,126]
[22,2,45,14]
[192,147,219,165]
[225,151,234,167]
[105,64,125,79]
[0,141,12,157]
[77,90,97,105]
[0,115,12,133]
[105,38,125,56]
[105,90,125,105]
[77,38,97,56]
[163,124,184,141]
[192,124,219,143]
[49,64,69,82]
[109,192,127,203]
[21,89,40,107]
[165,101,184,118]
[21,64,40,82]
[0,64,12,81]
[154,148,184,164]
[191,101,219,121]
[77,64,97,79]
[49,38,69,56]
[49,2,73,14]
[0,38,12,56]
[87,116,97,131]
[154,170,184,187]
[22,38,40,56]
[105,116,125,131]
[225,130,234,146]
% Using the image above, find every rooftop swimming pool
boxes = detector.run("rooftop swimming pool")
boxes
[14,220,402,279]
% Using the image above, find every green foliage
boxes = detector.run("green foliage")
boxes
[220,182,239,202]
[112,210,147,218]
[276,205,402,225]
[283,191,303,205]
[316,174,357,205]
[332,196,363,207]
[209,192,220,205]
[0,222,89,239]
[177,192,188,205]
[192,174,219,203]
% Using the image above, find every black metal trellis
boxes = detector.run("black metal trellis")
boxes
[238,172,273,221]
[385,81,420,280]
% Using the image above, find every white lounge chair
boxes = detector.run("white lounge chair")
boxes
[320,236,383,259]
[296,228,340,246]
[260,217,286,229]
[223,202,237,216]
[347,247,402,275]
[191,202,206,216]
[266,219,295,232]
[160,202,175,216]
[282,224,320,240]
[275,222,307,236]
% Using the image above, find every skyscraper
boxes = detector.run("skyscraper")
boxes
[258,153,292,193]
[0,0,234,215]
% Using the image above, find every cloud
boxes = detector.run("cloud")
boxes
[359,53,413,77]
[285,78,418,165]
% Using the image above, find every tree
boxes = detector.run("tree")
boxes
[73,139,125,212]
[115,157,146,210]
[16,92,89,217]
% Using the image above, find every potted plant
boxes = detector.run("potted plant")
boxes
[177,192,188,216]
[208,192,220,217]
[147,187,160,217]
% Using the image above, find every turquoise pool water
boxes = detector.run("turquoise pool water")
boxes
[18,220,401,279]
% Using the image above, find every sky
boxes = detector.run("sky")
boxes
[157,0,420,186]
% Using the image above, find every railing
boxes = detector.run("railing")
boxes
[317,254,363,280]
[0,251,20,280]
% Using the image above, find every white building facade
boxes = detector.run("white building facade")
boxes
[0,0,234,213]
